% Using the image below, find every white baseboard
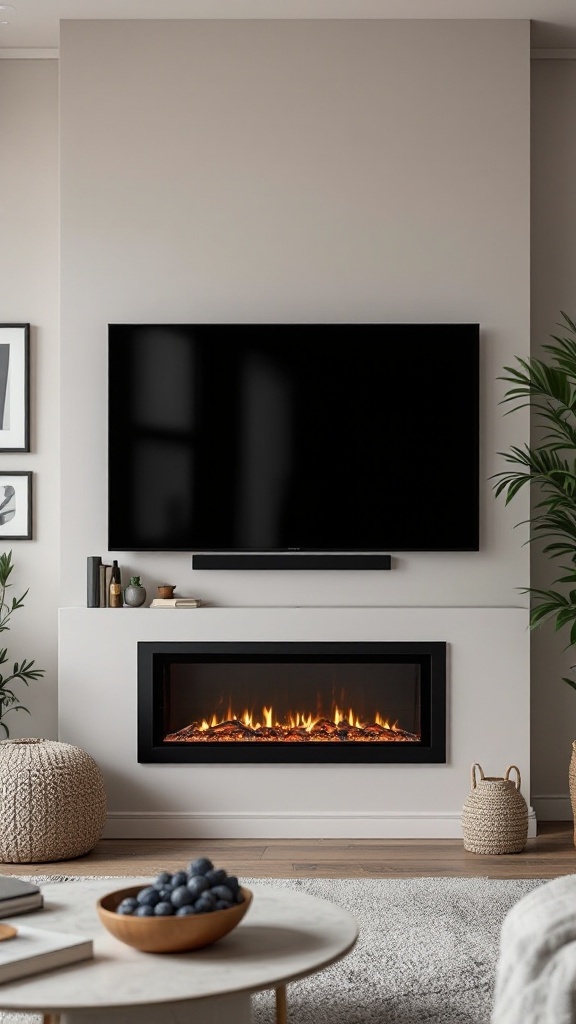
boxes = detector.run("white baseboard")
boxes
[531,795,573,821]
[102,808,538,840]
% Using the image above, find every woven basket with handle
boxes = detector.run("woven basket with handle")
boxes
[461,763,528,855]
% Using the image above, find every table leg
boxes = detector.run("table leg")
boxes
[43,1017,61,1024]
[276,985,288,1024]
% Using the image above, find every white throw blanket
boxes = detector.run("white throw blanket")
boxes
[492,873,576,1024]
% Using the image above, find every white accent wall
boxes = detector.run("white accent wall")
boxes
[56,20,531,836]
[59,606,534,838]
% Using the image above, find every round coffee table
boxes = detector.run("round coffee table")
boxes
[0,878,358,1024]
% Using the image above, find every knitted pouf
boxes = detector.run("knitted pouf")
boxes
[0,738,107,863]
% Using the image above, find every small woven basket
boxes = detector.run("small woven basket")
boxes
[461,763,528,855]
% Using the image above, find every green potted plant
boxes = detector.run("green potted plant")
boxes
[493,310,576,840]
[0,550,44,738]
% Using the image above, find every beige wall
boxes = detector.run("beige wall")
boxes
[530,58,576,818]
[0,21,537,827]
[56,20,532,833]
[0,59,59,740]
[60,19,531,613]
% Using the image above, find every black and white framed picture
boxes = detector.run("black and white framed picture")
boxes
[0,324,29,452]
[0,472,32,540]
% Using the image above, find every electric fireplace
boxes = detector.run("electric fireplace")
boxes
[137,641,446,764]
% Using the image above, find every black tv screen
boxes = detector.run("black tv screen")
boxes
[108,323,479,552]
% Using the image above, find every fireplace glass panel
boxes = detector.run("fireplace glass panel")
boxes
[164,662,421,744]
[138,642,446,764]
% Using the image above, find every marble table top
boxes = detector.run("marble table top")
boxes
[0,878,359,1013]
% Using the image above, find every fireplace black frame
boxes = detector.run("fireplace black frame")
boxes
[137,641,447,764]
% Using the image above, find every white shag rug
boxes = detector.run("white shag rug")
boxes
[0,874,547,1024]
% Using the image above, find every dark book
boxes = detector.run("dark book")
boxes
[0,877,43,918]
[99,563,112,608]
[87,555,101,608]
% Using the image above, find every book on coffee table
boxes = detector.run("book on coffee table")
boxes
[0,877,43,918]
[0,924,93,983]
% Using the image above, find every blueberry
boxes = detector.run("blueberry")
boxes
[171,871,188,888]
[188,857,213,876]
[152,871,172,889]
[225,876,240,894]
[117,897,138,913]
[135,905,155,916]
[116,903,135,915]
[215,899,234,910]
[194,896,216,914]
[205,868,227,886]
[197,889,216,908]
[171,885,194,908]
[211,885,234,903]
[151,872,171,888]
[176,905,198,916]
[136,886,161,907]
[236,890,245,904]
[187,875,210,899]
[156,887,173,901]
[154,901,175,916]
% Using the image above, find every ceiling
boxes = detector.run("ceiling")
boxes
[2,0,576,51]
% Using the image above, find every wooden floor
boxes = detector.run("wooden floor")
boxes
[2,822,575,881]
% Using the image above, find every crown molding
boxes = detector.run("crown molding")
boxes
[0,48,58,59]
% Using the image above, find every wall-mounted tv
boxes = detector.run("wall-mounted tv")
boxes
[108,323,480,554]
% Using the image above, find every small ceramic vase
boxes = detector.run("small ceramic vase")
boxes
[124,576,147,608]
[157,585,176,599]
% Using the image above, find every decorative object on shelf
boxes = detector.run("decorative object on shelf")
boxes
[0,324,29,452]
[461,763,528,855]
[0,738,107,863]
[157,584,176,599]
[109,559,123,607]
[150,596,201,608]
[0,472,32,541]
[0,550,44,738]
[492,311,576,846]
[124,575,146,608]
[87,555,101,608]
[99,561,112,607]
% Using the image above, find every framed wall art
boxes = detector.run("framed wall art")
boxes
[0,472,32,540]
[0,324,29,452]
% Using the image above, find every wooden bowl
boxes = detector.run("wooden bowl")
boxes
[97,885,252,953]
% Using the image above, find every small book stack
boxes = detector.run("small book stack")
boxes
[0,877,43,919]
[0,924,93,983]
[150,597,202,608]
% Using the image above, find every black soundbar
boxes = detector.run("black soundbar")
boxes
[192,554,392,570]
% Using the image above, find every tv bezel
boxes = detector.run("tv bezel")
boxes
[107,322,480,556]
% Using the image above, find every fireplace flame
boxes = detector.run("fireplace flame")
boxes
[166,703,419,744]
[196,704,399,733]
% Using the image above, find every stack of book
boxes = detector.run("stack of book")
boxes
[0,877,43,919]
[150,597,202,608]
[0,878,93,983]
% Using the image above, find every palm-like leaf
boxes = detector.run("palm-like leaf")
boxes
[493,312,576,691]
